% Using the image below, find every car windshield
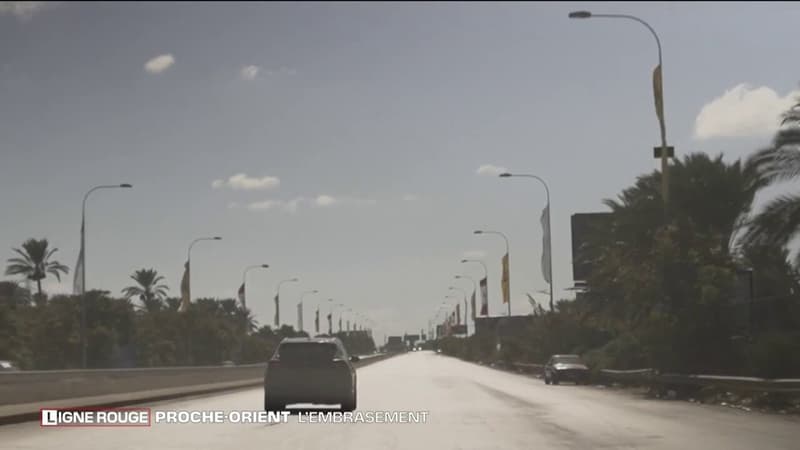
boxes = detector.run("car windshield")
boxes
[554,356,582,364]
[277,342,338,362]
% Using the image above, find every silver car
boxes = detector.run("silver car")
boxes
[544,354,589,385]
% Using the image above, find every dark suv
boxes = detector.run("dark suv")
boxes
[264,337,358,412]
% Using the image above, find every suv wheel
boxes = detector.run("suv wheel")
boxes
[341,389,357,412]
[265,394,285,412]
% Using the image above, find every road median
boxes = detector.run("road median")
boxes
[0,352,393,426]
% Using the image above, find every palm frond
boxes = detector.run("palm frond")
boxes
[742,194,800,249]
[10,248,32,265]
[5,263,33,276]
[747,146,800,184]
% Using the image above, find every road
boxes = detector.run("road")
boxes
[2,351,798,449]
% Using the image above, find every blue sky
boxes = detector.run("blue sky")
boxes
[2,2,799,341]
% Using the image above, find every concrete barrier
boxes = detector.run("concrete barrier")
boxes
[0,352,393,425]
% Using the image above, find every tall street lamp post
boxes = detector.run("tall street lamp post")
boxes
[77,183,132,368]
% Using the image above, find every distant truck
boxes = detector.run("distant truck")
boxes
[385,336,406,353]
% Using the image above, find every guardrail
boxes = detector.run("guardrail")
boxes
[0,352,394,425]
[505,361,800,393]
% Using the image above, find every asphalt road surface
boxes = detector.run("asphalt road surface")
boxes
[2,351,799,449]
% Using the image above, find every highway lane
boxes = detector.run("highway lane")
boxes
[2,350,799,449]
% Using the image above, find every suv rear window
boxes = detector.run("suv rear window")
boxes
[277,342,339,362]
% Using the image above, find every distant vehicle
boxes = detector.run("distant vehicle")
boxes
[385,336,406,353]
[544,354,589,385]
[264,337,358,412]
[0,360,19,371]
[221,360,235,367]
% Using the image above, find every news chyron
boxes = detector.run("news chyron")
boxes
[40,407,430,427]
[40,408,151,427]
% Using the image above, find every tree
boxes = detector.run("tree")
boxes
[5,238,69,301]
[121,268,169,312]
[743,100,800,263]
[603,152,765,256]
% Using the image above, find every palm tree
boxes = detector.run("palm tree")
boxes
[5,238,69,300]
[236,307,258,333]
[743,100,800,263]
[121,269,169,312]
[603,152,765,255]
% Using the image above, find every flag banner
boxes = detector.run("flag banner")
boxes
[479,277,488,316]
[501,252,510,305]
[179,260,190,312]
[456,303,461,325]
[541,205,552,285]
[470,289,477,320]
[315,308,320,333]
[73,220,85,295]
[273,293,279,328]
[297,302,303,332]
[237,283,245,308]
[653,64,667,143]
[327,312,332,334]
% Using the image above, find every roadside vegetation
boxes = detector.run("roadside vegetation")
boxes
[439,101,800,379]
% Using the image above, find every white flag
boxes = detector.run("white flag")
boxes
[73,220,85,295]
[237,283,245,308]
[541,205,551,284]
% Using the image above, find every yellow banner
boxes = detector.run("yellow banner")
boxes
[501,253,510,304]
[653,64,667,144]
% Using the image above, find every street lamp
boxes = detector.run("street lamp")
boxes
[568,10,671,208]
[474,229,511,316]
[327,298,335,334]
[186,236,222,305]
[449,286,468,334]
[336,303,346,333]
[454,274,477,326]
[297,289,318,332]
[499,172,554,312]
[274,277,299,328]
[461,258,488,316]
[240,264,269,309]
[77,183,133,368]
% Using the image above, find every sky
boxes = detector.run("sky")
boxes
[2,1,799,343]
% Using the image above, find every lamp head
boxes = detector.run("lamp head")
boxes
[568,10,592,19]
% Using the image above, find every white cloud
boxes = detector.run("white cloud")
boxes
[144,54,175,74]
[462,250,486,259]
[212,173,280,191]
[238,194,374,213]
[0,2,58,19]
[402,194,418,202]
[694,84,800,140]
[240,65,260,81]
[246,200,283,211]
[315,195,337,207]
[476,164,508,176]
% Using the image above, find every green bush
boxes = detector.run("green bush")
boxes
[744,332,800,378]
